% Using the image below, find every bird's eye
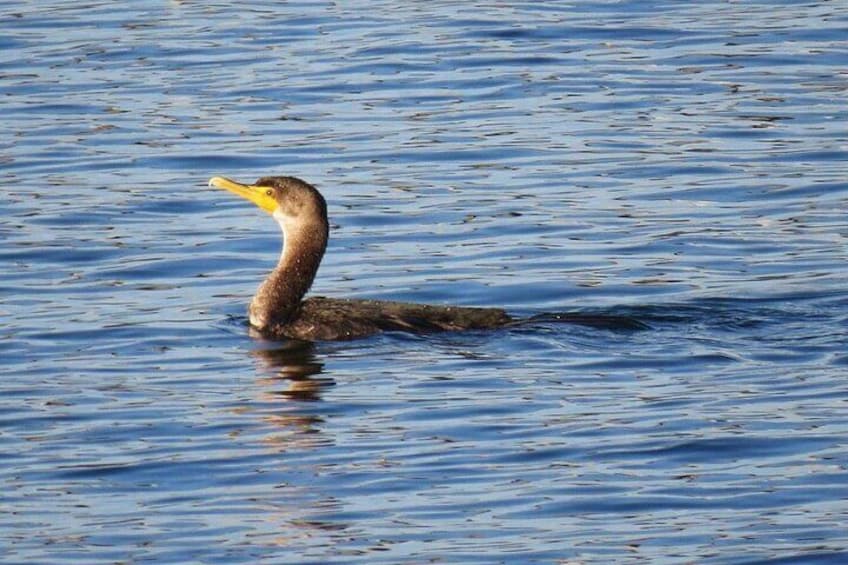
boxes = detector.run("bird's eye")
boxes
[265,189,273,196]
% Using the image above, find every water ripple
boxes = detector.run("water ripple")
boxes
[2,1,847,563]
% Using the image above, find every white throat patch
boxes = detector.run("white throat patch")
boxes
[273,208,313,264]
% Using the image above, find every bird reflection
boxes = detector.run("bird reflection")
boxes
[243,341,349,543]
[246,340,336,449]
[252,340,335,402]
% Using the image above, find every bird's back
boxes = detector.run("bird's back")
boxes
[269,296,513,341]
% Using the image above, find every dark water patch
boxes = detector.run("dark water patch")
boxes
[766,180,848,199]
[600,435,839,465]
[465,23,699,43]
[737,554,848,565]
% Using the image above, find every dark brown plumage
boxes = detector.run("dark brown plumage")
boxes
[209,175,513,340]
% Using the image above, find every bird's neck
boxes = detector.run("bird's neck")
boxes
[249,212,328,330]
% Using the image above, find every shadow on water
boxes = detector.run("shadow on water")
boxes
[520,311,650,331]
[516,288,847,336]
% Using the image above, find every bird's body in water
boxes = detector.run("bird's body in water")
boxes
[209,176,513,340]
[209,175,644,341]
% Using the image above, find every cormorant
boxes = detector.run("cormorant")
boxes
[209,175,512,340]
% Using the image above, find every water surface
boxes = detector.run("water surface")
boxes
[2,1,847,563]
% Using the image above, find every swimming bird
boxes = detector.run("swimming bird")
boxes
[209,176,513,340]
[210,175,645,341]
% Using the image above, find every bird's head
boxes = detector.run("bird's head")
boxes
[208,175,327,226]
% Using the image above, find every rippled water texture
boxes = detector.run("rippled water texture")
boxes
[2,1,847,563]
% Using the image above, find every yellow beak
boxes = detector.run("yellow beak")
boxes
[208,176,278,214]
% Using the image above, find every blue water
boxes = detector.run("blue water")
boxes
[2,1,847,563]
